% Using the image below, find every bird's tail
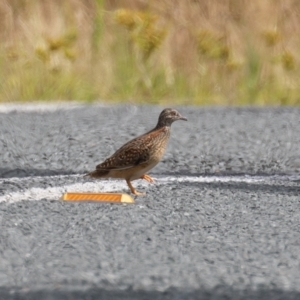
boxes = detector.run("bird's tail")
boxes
[84,169,109,178]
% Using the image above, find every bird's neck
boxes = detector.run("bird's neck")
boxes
[147,124,170,135]
[155,121,171,129]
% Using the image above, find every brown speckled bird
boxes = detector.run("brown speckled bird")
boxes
[86,108,187,195]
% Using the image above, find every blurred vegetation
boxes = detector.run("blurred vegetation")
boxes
[1,0,300,105]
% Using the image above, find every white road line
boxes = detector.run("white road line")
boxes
[0,102,107,113]
[160,175,267,183]
[0,174,298,203]
[0,181,126,203]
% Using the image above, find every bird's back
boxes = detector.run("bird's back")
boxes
[96,126,171,171]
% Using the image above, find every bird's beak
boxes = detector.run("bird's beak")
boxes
[179,115,187,121]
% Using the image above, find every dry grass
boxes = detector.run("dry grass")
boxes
[1,0,300,105]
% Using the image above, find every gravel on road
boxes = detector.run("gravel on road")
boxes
[0,104,300,300]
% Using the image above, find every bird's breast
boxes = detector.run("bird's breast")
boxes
[150,127,171,161]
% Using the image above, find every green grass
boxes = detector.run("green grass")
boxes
[1,0,300,105]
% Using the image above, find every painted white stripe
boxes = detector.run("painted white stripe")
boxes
[0,102,107,114]
[0,181,128,204]
[0,175,144,203]
[159,175,267,183]
[0,174,298,204]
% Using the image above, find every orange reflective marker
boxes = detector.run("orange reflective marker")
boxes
[61,192,134,203]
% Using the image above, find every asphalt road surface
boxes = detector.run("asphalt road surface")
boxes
[0,103,300,300]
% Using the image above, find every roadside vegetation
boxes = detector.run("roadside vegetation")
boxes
[1,0,300,105]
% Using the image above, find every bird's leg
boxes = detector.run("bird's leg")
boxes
[140,174,155,183]
[126,179,145,196]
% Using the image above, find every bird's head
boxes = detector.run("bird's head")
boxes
[156,108,187,127]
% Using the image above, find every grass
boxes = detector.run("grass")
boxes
[1,0,300,105]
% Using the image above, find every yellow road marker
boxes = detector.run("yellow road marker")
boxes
[61,192,134,203]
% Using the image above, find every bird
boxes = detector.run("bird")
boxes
[86,108,187,195]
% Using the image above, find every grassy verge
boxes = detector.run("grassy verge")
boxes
[1,0,300,105]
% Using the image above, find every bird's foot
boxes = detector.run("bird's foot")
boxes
[126,179,145,196]
[132,189,145,196]
[141,174,155,183]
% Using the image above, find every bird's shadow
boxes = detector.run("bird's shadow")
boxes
[178,180,300,197]
[0,168,78,178]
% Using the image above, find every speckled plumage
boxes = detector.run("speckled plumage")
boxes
[86,108,187,195]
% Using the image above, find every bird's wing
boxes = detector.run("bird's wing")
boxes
[96,128,162,170]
